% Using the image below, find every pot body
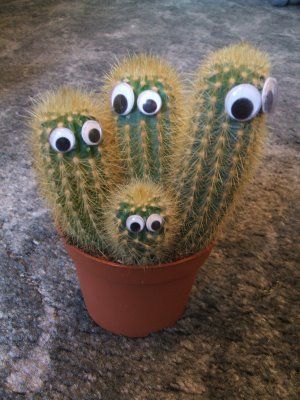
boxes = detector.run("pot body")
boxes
[63,240,213,337]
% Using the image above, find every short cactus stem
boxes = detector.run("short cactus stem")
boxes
[103,180,179,265]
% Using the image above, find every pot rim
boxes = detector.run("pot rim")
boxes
[61,234,215,271]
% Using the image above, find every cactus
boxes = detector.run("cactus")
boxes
[103,55,184,183]
[31,44,276,266]
[170,43,272,257]
[31,87,121,256]
[103,180,178,265]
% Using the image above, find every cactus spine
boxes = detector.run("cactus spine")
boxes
[171,43,270,256]
[31,87,120,256]
[103,180,178,265]
[103,55,184,183]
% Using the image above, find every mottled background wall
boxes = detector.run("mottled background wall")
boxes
[0,1,299,399]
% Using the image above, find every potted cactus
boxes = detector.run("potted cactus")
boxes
[31,43,278,337]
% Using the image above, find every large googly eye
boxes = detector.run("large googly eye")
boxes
[81,120,102,145]
[225,84,262,121]
[49,127,76,153]
[262,77,278,114]
[126,215,145,233]
[111,82,135,115]
[146,214,164,232]
[137,90,162,116]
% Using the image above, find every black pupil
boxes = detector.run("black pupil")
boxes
[113,94,128,114]
[231,98,254,120]
[143,99,157,114]
[264,91,273,113]
[151,220,161,231]
[56,137,71,152]
[130,222,141,232]
[88,128,101,143]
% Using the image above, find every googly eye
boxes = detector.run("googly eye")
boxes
[262,77,278,114]
[111,82,135,115]
[49,127,76,153]
[225,84,262,121]
[146,214,164,232]
[126,215,145,233]
[81,120,102,145]
[137,90,162,116]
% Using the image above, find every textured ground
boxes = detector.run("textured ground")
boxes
[0,0,299,399]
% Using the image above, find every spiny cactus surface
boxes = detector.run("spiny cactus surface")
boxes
[170,43,271,256]
[31,87,120,256]
[103,180,178,265]
[103,55,184,183]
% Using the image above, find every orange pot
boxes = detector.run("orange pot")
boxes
[62,239,213,337]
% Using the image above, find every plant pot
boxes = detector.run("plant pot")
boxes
[62,238,213,337]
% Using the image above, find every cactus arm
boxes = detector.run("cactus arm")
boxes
[38,126,84,241]
[40,114,106,252]
[113,79,169,181]
[116,110,149,179]
[200,118,266,249]
[103,56,184,183]
[31,87,121,256]
[171,44,270,256]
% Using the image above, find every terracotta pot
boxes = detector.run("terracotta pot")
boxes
[62,239,213,337]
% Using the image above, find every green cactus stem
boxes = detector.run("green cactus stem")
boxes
[171,43,271,256]
[31,87,120,256]
[103,180,179,265]
[103,55,184,183]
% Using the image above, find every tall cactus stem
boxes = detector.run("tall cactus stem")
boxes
[170,43,270,256]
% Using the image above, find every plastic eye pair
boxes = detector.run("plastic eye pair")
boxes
[126,214,164,233]
[49,120,102,153]
[111,82,162,116]
[225,77,278,121]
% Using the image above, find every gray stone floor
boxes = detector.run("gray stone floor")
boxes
[0,1,299,399]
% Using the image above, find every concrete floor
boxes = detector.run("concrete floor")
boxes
[0,1,299,399]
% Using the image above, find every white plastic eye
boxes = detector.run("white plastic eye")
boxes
[111,82,135,115]
[146,214,164,232]
[262,77,278,114]
[81,120,102,145]
[49,127,76,153]
[126,215,145,233]
[225,83,262,121]
[137,90,162,116]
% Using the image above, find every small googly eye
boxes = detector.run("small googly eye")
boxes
[111,82,135,115]
[146,214,164,232]
[137,90,162,116]
[81,120,102,145]
[126,215,145,233]
[225,83,262,121]
[49,127,75,153]
[262,77,278,114]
